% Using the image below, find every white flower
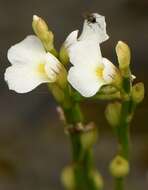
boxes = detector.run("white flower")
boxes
[5,35,62,93]
[65,13,118,97]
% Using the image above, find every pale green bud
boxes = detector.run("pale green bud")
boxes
[61,166,75,190]
[116,41,131,77]
[100,86,118,94]
[116,41,131,68]
[90,170,104,189]
[80,123,98,150]
[132,82,144,104]
[56,65,67,89]
[32,15,49,35]
[109,155,129,178]
[49,84,65,103]
[59,45,69,65]
[105,102,121,127]
[32,15,57,55]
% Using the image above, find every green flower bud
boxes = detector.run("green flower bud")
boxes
[116,41,131,77]
[61,165,75,190]
[49,84,65,103]
[109,155,129,178]
[100,86,118,94]
[132,82,144,104]
[105,102,121,127]
[90,170,104,189]
[32,15,57,55]
[59,45,69,65]
[56,65,67,89]
[80,123,98,150]
[116,41,131,68]
[32,15,49,35]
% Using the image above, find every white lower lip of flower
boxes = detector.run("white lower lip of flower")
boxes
[68,58,117,97]
[5,35,61,93]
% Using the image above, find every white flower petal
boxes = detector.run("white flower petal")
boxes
[68,40,102,67]
[7,35,46,66]
[64,30,79,48]
[79,13,109,43]
[66,14,115,97]
[5,64,49,93]
[65,14,109,67]
[44,52,61,81]
[102,58,117,83]
[68,66,105,97]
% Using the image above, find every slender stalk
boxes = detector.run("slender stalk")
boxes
[115,178,124,190]
[63,103,99,190]
[114,77,132,190]
[50,84,100,190]
[117,100,131,160]
[114,100,130,190]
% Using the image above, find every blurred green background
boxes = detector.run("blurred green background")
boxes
[0,0,148,189]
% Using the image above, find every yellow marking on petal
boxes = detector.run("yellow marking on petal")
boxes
[38,63,46,74]
[96,66,104,78]
[37,63,49,79]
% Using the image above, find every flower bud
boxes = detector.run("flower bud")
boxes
[116,41,131,77]
[100,86,118,94]
[49,84,65,103]
[80,123,98,150]
[33,15,48,34]
[109,155,129,178]
[32,15,57,55]
[132,82,144,104]
[90,170,104,189]
[61,165,75,190]
[116,41,131,68]
[57,65,67,89]
[59,45,69,65]
[105,102,121,127]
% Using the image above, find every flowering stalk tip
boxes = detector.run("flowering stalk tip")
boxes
[4,12,144,190]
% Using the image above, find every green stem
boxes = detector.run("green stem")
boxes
[114,100,130,190]
[117,100,130,160]
[115,178,124,190]
[115,77,132,190]
[63,103,98,190]
[50,84,100,190]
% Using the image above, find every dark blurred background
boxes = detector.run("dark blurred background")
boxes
[0,0,148,189]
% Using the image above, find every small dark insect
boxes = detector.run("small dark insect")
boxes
[87,15,96,23]
[83,12,96,23]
